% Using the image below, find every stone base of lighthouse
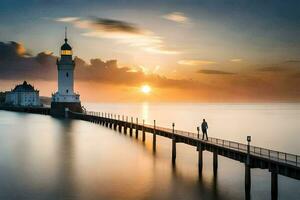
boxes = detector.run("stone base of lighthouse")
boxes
[50,102,82,117]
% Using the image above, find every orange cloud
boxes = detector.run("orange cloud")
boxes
[230,58,242,62]
[177,59,216,66]
[197,69,235,75]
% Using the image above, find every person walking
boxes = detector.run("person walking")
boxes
[201,119,208,140]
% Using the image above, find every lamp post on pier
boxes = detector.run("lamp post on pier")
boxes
[245,136,251,200]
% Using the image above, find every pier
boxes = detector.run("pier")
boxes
[0,105,50,115]
[68,110,300,200]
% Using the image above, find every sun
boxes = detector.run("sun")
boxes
[141,84,151,94]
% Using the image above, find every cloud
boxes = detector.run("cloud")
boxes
[1,41,300,102]
[258,66,287,72]
[258,63,300,72]
[162,12,189,24]
[230,58,242,62]
[285,60,300,63]
[89,18,144,34]
[197,69,235,75]
[0,41,28,59]
[0,41,183,87]
[55,17,180,55]
[0,42,57,80]
[153,65,160,73]
[178,59,216,66]
[56,17,79,22]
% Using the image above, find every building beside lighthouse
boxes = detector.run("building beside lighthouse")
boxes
[5,81,40,106]
[50,31,82,116]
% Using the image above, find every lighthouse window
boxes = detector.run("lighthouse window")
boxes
[66,72,69,77]
[61,50,72,55]
[66,89,69,93]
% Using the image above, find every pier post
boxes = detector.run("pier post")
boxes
[213,150,218,175]
[109,114,112,129]
[130,117,133,137]
[103,112,105,126]
[64,108,69,118]
[245,165,251,200]
[172,123,176,164]
[153,120,156,152]
[135,118,139,139]
[112,114,116,130]
[121,115,124,133]
[118,122,122,132]
[107,113,110,127]
[142,120,146,142]
[111,114,114,129]
[245,136,251,200]
[198,143,203,174]
[271,172,278,200]
[119,116,123,133]
[125,116,128,135]
[118,115,121,132]
[105,113,108,127]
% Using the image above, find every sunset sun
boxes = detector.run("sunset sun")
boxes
[141,85,151,94]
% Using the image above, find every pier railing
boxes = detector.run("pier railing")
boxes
[155,125,299,166]
[81,111,300,167]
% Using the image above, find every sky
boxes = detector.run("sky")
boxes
[0,0,300,102]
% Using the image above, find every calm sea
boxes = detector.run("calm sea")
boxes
[0,103,299,200]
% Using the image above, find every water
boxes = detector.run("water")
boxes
[0,103,299,200]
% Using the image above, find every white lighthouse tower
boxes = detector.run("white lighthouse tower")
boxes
[51,28,82,116]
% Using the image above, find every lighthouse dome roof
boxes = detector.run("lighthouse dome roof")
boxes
[61,39,72,50]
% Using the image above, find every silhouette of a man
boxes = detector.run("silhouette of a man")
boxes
[201,119,208,140]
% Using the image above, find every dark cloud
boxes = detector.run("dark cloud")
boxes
[285,60,300,63]
[0,42,57,80]
[91,17,143,34]
[0,41,27,60]
[258,66,287,72]
[197,69,235,75]
[258,62,300,72]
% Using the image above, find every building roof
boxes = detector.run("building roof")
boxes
[12,81,37,92]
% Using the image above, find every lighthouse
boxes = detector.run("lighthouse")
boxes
[51,29,82,117]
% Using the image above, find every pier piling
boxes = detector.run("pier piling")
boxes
[130,117,133,136]
[142,120,146,142]
[198,143,203,174]
[271,172,278,200]
[245,165,251,200]
[135,118,139,139]
[125,116,128,135]
[245,136,251,200]
[153,120,156,152]
[172,123,176,164]
[213,151,218,175]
